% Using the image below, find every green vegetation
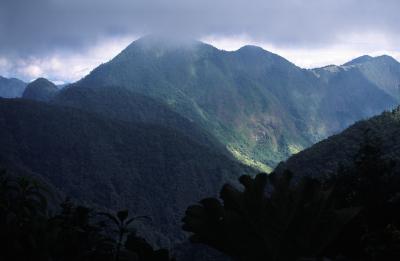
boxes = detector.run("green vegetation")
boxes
[71,36,398,169]
[0,101,399,261]
[343,55,400,100]
[275,106,400,179]
[53,85,227,154]
[0,169,174,261]
[1,37,400,261]
[227,144,272,173]
[0,98,253,247]
[183,137,400,260]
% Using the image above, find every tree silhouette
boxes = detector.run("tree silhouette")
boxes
[325,135,400,260]
[0,170,174,261]
[0,170,51,260]
[183,172,360,261]
[99,209,150,261]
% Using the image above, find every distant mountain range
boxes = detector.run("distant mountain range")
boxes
[1,36,400,256]
[0,76,26,98]
[58,36,399,170]
[23,77,59,102]
[0,77,67,99]
[275,106,400,179]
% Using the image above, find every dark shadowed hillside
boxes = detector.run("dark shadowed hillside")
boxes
[275,106,400,179]
[0,76,26,98]
[53,85,227,154]
[23,78,59,102]
[0,98,253,247]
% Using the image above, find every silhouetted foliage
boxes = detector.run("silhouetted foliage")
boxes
[0,169,51,260]
[183,132,400,261]
[0,98,251,245]
[324,134,400,260]
[182,171,360,260]
[0,170,174,261]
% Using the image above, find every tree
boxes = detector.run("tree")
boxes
[325,134,400,260]
[183,171,360,261]
[0,169,174,261]
[100,210,141,261]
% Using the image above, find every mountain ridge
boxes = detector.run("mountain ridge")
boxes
[23,77,59,102]
[0,97,253,247]
[68,36,398,170]
[275,106,400,179]
[0,76,27,98]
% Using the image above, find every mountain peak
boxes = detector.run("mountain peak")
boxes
[23,77,58,102]
[374,54,399,64]
[112,35,215,61]
[343,54,399,67]
[235,45,280,57]
[237,45,266,52]
[126,35,204,52]
[30,77,54,85]
[343,55,373,66]
[0,76,27,98]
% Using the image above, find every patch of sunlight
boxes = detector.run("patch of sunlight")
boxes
[288,144,303,155]
[166,98,177,107]
[227,145,273,173]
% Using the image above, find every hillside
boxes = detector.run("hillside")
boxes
[275,106,400,179]
[23,78,59,102]
[53,85,227,154]
[74,36,397,171]
[342,55,400,100]
[0,76,26,98]
[0,98,253,247]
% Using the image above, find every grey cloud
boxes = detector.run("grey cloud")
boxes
[0,0,399,58]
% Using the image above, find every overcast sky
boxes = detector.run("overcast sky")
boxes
[1,0,399,83]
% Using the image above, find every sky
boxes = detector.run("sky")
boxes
[0,0,399,83]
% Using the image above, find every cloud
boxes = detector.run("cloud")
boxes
[2,0,400,54]
[0,0,399,81]
[0,36,135,82]
[205,32,400,68]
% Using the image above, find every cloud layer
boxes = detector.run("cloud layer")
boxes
[1,0,399,81]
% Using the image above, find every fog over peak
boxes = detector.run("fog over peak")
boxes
[0,0,399,82]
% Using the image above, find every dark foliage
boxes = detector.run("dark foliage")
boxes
[183,128,400,260]
[275,107,400,179]
[53,85,226,154]
[182,171,360,261]
[0,98,252,246]
[23,78,59,102]
[274,108,400,259]
[324,135,400,260]
[0,170,174,261]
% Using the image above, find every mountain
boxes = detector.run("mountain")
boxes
[315,54,400,102]
[275,106,400,179]
[0,76,26,98]
[22,78,59,102]
[71,36,397,170]
[0,98,253,247]
[53,85,227,154]
[342,55,374,66]
[344,55,400,101]
[311,64,397,132]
